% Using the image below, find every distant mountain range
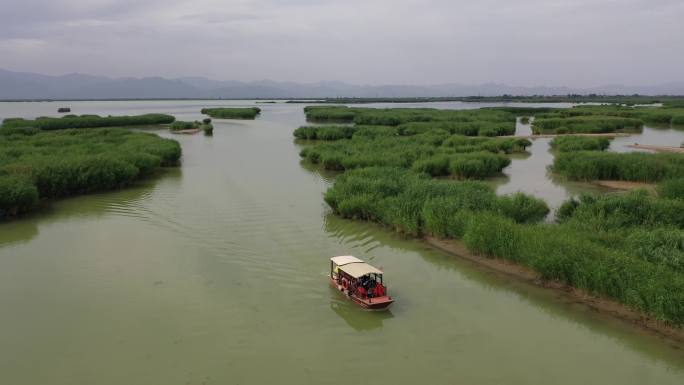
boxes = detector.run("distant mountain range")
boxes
[1,68,683,100]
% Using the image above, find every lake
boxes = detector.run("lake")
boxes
[1,100,683,385]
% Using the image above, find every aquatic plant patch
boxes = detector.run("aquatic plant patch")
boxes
[201,107,261,119]
[0,128,181,218]
[552,152,684,182]
[549,136,611,152]
[2,114,175,131]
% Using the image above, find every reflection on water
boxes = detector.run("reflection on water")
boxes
[0,169,177,246]
[0,220,39,247]
[298,158,340,184]
[330,292,394,331]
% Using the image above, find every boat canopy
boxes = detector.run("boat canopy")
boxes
[339,262,383,278]
[330,255,364,266]
[331,255,383,278]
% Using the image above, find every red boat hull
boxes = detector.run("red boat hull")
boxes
[330,278,394,310]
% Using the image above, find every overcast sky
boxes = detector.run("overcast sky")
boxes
[1,0,683,87]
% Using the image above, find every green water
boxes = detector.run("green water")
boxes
[0,101,683,385]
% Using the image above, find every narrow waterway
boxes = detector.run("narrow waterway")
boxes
[0,101,683,385]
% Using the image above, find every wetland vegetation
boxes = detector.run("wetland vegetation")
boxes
[170,119,213,135]
[298,131,530,178]
[290,95,684,105]
[1,113,175,130]
[532,104,684,134]
[304,107,517,137]
[298,103,684,327]
[200,107,261,119]
[0,127,180,219]
[549,136,611,152]
[553,152,684,182]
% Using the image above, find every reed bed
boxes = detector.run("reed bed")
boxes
[304,106,357,122]
[293,125,357,140]
[396,121,516,136]
[294,121,521,140]
[549,136,611,152]
[2,114,175,131]
[171,121,198,131]
[557,190,684,229]
[200,107,261,119]
[327,168,684,324]
[532,116,643,134]
[297,105,684,326]
[170,120,214,135]
[534,105,684,125]
[0,128,181,218]
[304,106,517,127]
[552,152,684,182]
[299,133,529,178]
[658,178,684,200]
[463,215,684,325]
[324,167,549,234]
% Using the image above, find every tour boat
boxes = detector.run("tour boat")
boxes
[329,255,394,310]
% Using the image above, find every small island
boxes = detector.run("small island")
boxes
[170,118,213,135]
[200,107,261,119]
[2,113,176,130]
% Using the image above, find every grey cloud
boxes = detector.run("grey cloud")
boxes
[1,0,683,87]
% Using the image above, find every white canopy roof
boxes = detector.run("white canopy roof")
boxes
[331,255,383,278]
[330,255,364,266]
[339,262,383,278]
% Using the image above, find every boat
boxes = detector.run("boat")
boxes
[329,255,394,310]
[57,107,71,113]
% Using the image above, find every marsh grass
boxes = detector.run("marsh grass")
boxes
[0,128,181,218]
[659,178,684,200]
[201,107,261,119]
[552,152,684,182]
[300,105,684,325]
[549,136,611,152]
[293,125,356,140]
[171,121,199,131]
[532,116,643,134]
[325,167,548,231]
[300,133,529,178]
[2,114,175,130]
[456,200,684,324]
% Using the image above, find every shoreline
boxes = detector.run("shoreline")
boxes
[593,180,657,191]
[627,144,684,153]
[503,133,632,139]
[424,236,684,344]
[170,128,202,135]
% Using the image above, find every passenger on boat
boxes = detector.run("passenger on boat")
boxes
[373,284,385,297]
[356,286,368,298]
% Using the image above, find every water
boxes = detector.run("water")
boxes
[496,117,684,209]
[0,101,683,385]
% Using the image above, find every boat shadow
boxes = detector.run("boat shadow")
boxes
[329,287,394,331]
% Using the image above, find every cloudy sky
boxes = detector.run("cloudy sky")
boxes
[1,0,683,86]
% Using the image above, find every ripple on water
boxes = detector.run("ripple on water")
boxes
[97,184,329,291]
